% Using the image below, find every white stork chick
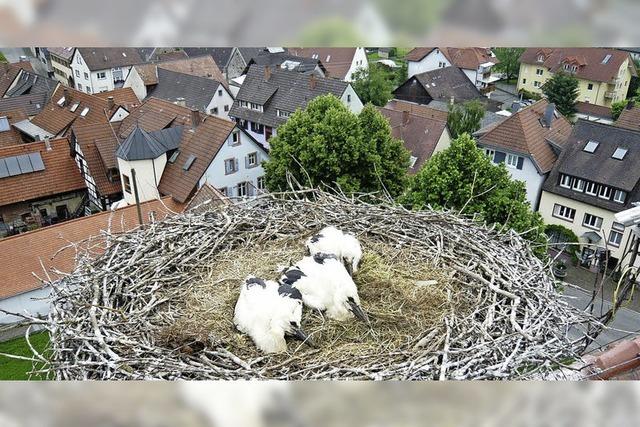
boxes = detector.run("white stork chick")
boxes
[233,276,313,354]
[306,226,362,275]
[281,253,369,323]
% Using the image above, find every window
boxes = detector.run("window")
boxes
[347,94,351,102]
[97,71,106,80]
[237,181,249,197]
[183,154,196,171]
[483,148,495,161]
[612,147,628,160]
[239,100,249,108]
[613,189,626,204]
[583,213,603,230]
[0,116,9,132]
[231,131,240,145]
[75,69,80,77]
[277,109,291,118]
[168,150,180,163]
[536,68,543,75]
[560,174,572,188]
[522,78,527,84]
[250,103,263,111]
[76,55,82,64]
[409,156,417,168]
[439,61,446,68]
[224,105,229,112]
[588,83,594,90]
[218,89,223,96]
[123,174,131,193]
[211,107,219,115]
[247,152,258,167]
[251,121,264,134]
[257,176,266,191]
[572,178,585,192]
[534,81,541,88]
[77,83,82,91]
[84,72,89,80]
[609,230,623,247]
[537,55,544,62]
[585,181,597,196]
[583,140,599,153]
[218,187,228,196]
[224,158,238,174]
[326,55,331,62]
[85,87,91,94]
[505,153,519,168]
[553,204,576,222]
[598,185,612,200]
[80,107,89,117]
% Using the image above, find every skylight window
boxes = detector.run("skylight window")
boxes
[168,150,180,163]
[69,102,80,112]
[583,140,599,153]
[612,147,628,160]
[183,154,196,171]
[602,54,612,64]
[57,97,66,106]
[80,107,90,117]
[0,116,9,132]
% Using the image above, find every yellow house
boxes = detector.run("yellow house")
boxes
[539,120,640,271]
[517,48,636,108]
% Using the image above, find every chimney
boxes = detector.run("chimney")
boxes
[309,74,317,89]
[176,97,186,107]
[107,96,115,110]
[402,110,410,126]
[44,136,52,151]
[543,103,555,128]
[627,100,635,110]
[190,109,201,129]
[62,88,70,106]
[264,65,271,81]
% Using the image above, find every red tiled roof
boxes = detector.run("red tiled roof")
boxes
[184,182,231,213]
[405,48,437,62]
[0,138,86,207]
[95,87,141,111]
[615,104,640,131]
[0,108,28,147]
[520,48,635,83]
[406,47,499,70]
[118,97,192,139]
[0,61,34,96]
[289,47,358,80]
[0,197,184,299]
[71,122,122,196]
[133,55,228,89]
[477,99,573,173]
[575,101,613,119]
[582,337,640,380]
[384,99,449,122]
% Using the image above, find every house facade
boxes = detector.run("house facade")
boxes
[229,65,363,148]
[517,48,636,107]
[539,120,640,270]
[475,100,572,210]
[70,48,143,94]
[48,47,75,86]
[406,47,500,95]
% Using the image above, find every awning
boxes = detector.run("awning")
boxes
[581,231,602,243]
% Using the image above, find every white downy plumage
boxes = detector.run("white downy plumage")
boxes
[281,253,369,322]
[233,276,310,354]
[306,226,362,275]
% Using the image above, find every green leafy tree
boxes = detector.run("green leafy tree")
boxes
[263,95,410,197]
[401,134,547,257]
[447,100,485,139]
[493,48,525,81]
[542,72,579,118]
[351,65,394,107]
[611,100,627,120]
[394,60,408,87]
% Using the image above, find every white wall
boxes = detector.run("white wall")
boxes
[0,287,51,324]
[344,47,369,82]
[341,85,364,113]
[117,155,167,205]
[407,49,451,78]
[71,50,133,93]
[205,84,235,120]
[110,107,130,122]
[462,68,478,87]
[123,67,148,101]
[199,129,269,198]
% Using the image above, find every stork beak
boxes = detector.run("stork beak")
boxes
[348,300,369,324]
[291,326,316,348]
[344,261,353,276]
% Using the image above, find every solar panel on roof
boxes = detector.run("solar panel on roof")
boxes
[0,159,8,178]
[183,154,196,171]
[16,154,33,173]
[612,147,628,160]
[28,152,45,171]
[5,156,20,176]
[583,140,599,153]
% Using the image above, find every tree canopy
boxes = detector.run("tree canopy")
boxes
[263,95,410,197]
[611,100,627,121]
[401,134,547,257]
[447,100,485,139]
[542,72,579,119]
[493,48,525,81]
[351,64,394,107]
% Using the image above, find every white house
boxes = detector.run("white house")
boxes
[229,64,363,148]
[70,48,144,94]
[475,100,573,210]
[406,47,500,95]
[288,47,368,81]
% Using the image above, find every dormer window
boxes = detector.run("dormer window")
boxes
[537,55,545,62]
[277,109,291,118]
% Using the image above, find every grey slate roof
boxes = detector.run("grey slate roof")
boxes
[0,92,50,116]
[183,48,234,69]
[543,120,640,213]
[244,52,324,75]
[146,68,223,113]
[229,64,349,128]
[76,48,143,71]
[4,70,57,98]
[413,67,484,104]
[116,126,183,161]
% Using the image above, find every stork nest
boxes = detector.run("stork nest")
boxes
[26,189,598,380]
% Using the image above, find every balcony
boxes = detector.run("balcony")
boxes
[604,91,615,99]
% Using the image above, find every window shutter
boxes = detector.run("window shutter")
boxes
[245,155,249,169]
[234,158,239,172]
[493,152,506,164]
[517,157,524,170]
[224,160,230,174]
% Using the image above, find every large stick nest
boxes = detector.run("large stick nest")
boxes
[36,189,596,380]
